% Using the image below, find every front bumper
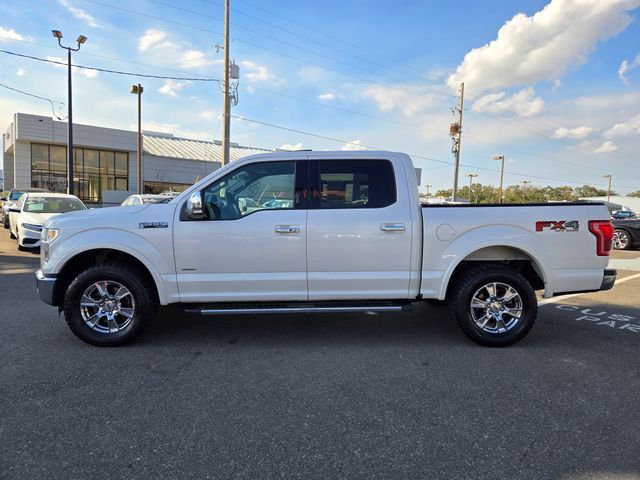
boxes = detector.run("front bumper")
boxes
[36,270,57,306]
[600,268,617,291]
[18,226,42,248]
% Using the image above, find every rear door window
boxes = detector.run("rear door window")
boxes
[311,159,396,209]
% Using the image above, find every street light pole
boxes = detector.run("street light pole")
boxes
[603,174,612,202]
[466,173,477,203]
[130,84,144,193]
[52,30,86,196]
[521,180,531,203]
[493,155,505,204]
[425,184,432,197]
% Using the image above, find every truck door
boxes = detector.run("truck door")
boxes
[306,158,413,300]
[173,160,308,302]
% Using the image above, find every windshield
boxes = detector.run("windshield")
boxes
[24,197,86,214]
[9,191,24,201]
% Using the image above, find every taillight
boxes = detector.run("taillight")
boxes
[588,220,614,256]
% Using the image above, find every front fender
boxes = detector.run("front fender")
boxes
[45,228,177,305]
[436,225,553,299]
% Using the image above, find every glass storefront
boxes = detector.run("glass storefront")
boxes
[31,143,128,204]
[143,181,191,195]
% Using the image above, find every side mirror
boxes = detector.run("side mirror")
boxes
[0,197,6,202]
[185,191,206,220]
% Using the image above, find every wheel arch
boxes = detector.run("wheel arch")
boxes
[52,248,163,307]
[441,245,547,300]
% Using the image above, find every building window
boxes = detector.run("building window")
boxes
[31,143,129,203]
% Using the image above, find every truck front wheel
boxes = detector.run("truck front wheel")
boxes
[63,263,158,346]
[451,265,537,347]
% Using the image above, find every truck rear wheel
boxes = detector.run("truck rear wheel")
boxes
[451,265,537,347]
[63,263,158,346]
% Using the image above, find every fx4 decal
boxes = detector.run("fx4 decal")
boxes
[535,220,579,232]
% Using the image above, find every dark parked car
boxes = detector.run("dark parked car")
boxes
[612,214,640,250]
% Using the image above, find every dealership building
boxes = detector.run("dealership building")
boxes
[3,112,422,204]
[2,113,271,204]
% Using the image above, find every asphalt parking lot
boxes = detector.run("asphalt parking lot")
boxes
[1,232,639,480]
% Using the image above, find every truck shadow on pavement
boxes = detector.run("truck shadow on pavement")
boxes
[142,302,514,349]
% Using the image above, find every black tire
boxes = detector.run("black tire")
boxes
[451,265,537,347]
[9,229,16,239]
[613,229,631,250]
[63,263,158,346]
[2,216,8,229]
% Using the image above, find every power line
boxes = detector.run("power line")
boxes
[0,81,66,119]
[0,49,220,81]
[3,45,636,178]
[230,114,639,189]
[77,0,456,107]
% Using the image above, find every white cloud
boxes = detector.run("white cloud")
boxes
[472,87,545,117]
[603,114,640,138]
[362,84,438,116]
[447,0,640,96]
[198,110,216,120]
[158,80,189,98]
[138,29,170,52]
[59,0,99,27]
[241,61,279,84]
[280,143,304,150]
[46,56,98,78]
[341,140,367,151]
[618,53,640,85]
[592,140,619,154]
[0,27,31,42]
[137,30,213,70]
[318,92,345,101]
[16,69,25,77]
[180,50,212,69]
[551,126,595,140]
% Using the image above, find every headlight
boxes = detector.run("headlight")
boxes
[41,227,59,243]
[22,223,43,232]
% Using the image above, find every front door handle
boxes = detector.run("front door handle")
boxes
[381,223,405,233]
[275,225,300,234]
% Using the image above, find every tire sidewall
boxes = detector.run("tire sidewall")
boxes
[64,265,154,346]
[454,268,537,347]
[614,229,630,250]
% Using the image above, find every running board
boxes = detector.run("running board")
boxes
[184,301,413,316]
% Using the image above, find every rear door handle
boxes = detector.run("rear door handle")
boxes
[275,225,300,234]
[381,223,405,233]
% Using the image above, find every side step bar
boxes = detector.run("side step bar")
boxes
[184,301,413,316]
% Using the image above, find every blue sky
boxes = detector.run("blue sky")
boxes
[0,0,639,193]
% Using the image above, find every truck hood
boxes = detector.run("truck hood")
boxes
[44,204,169,229]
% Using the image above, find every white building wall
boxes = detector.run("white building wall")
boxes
[13,142,31,189]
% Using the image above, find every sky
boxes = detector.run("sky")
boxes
[0,0,639,194]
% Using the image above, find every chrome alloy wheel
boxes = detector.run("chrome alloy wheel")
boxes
[612,231,629,250]
[470,282,523,334]
[80,281,136,334]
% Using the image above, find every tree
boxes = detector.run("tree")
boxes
[574,185,610,198]
[627,190,640,198]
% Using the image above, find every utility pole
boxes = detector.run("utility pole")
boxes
[603,174,612,202]
[221,0,231,166]
[493,155,506,204]
[521,180,531,203]
[425,184,432,197]
[450,82,464,201]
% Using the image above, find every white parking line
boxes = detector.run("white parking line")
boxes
[539,272,640,306]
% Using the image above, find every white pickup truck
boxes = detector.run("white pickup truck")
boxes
[36,151,616,347]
